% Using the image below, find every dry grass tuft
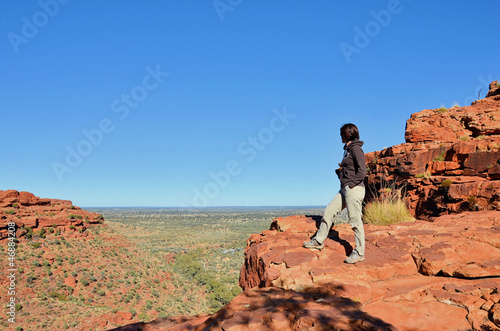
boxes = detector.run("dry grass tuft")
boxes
[363,183,415,226]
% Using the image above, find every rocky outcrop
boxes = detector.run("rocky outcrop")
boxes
[236,212,500,330]
[366,81,500,219]
[0,189,104,239]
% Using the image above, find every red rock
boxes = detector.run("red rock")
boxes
[64,276,77,288]
[365,301,470,331]
[367,85,500,219]
[486,80,500,98]
[0,189,104,241]
[464,152,500,172]
[0,190,19,207]
[491,303,500,328]
[467,308,499,331]
[236,212,500,330]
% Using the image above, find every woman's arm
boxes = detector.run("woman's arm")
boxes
[351,145,367,186]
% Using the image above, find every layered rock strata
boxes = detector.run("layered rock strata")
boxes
[0,189,104,239]
[366,81,500,219]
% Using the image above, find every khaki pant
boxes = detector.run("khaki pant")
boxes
[314,185,366,256]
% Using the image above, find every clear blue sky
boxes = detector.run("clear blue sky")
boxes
[1,1,499,207]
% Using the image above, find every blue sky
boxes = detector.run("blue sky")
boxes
[1,1,499,207]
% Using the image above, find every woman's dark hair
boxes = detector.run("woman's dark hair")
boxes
[340,123,360,142]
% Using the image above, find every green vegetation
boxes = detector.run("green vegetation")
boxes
[48,291,68,301]
[174,248,241,309]
[497,82,500,88]
[24,227,34,239]
[5,209,17,215]
[459,136,470,141]
[468,195,479,210]
[433,152,446,161]
[441,179,453,189]
[68,214,83,219]
[363,185,414,226]
[437,107,448,113]
[415,171,432,179]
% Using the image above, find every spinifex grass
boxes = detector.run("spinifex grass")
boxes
[363,183,415,225]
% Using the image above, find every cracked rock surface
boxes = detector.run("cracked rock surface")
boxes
[238,212,500,330]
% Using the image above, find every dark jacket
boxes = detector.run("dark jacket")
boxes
[336,139,367,189]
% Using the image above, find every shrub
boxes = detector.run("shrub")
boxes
[24,227,34,239]
[433,152,446,161]
[441,179,453,189]
[468,195,479,210]
[37,228,46,239]
[459,136,470,141]
[415,171,431,179]
[364,184,414,226]
[68,215,83,220]
[12,203,19,208]
[30,242,41,249]
[5,209,16,215]
[437,107,448,113]
[48,291,67,301]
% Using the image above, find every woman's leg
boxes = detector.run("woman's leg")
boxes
[344,185,366,256]
[314,191,344,243]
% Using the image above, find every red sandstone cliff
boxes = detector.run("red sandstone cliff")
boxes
[0,189,104,239]
[366,80,500,219]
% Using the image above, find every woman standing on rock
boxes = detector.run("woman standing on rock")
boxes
[304,123,367,264]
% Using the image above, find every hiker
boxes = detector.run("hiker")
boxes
[304,123,367,264]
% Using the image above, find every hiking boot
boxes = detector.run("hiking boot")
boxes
[303,238,324,250]
[344,250,365,264]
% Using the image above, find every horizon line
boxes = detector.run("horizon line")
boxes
[83,205,325,209]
